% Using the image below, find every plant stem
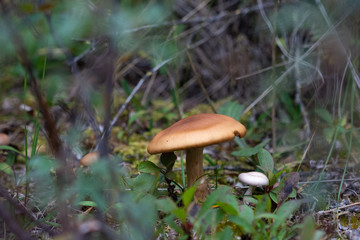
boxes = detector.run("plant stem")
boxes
[337,77,355,218]
[24,72,29,205]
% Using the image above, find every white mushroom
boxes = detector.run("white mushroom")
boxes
[238,171,269,203]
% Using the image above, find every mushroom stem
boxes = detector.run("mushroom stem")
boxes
[186,147,208,202]
[243,186,254,204]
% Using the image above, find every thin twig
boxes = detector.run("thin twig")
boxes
[172,165,251,172]
[123,1,275,33]
[0,186,57,236]
[316,0,360,88]
[0,202,34,240]
[186,51,217,113]
[242,10,352,114]
[298,177,360,185]
[235,61,291,80]
[316,202,360,215]
[44,13,101,137]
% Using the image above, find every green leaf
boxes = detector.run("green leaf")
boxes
[316,108,333,124]
[229,205,254,233]
[0,163,13,175]
[299,216,324,240]
[269,191,278,204]
[273,200,301,229]
[276,172,299,207]
[255,194,272,215]
[173,208,187,223]
[280,91,301,121]
[215,226,233,240]
[215,201,238,215]
[160,152,177,171]
[77,201,97,207]
[254,213,277,220]
[232,139,270,157]
[138,161,161,173]
[0,145,22,155]
[165,171,175,180]
[324,127,335,143]
[128,110,146,125]
[155,198,177,213]
[218,101,244,121]
[199,186,230,217]
[121,79,142,110]
[257,148,274,172]
[182,185,197,209]
[164,215,183,234]
[129,173,157,194]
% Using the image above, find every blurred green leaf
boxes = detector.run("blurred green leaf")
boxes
[0,145,22,155]
[316,108,333,124]
[121,79,142,110]
[199,186,230,217]
[182,185,196,209]
[218,101,244,121]
[254,194,272,216]
[280,91,301,122]
[229,205,254,233]
[257,148,274,173]
[128,110,147,125]
[164,215,183,234]
[77,201,97,207]
[232,139,270,157]
[324,127,335,143]
[165,171,175,180]
[173,208,187,223]
[273,200,301,231]
[215,226,233,239]
[254,213,277,220]
[130,173,157,193]
[215,201,238,215]
[155,198,177,213]
[299,216,324,240]
[276,172,299,207]
[29,156,57,207]
[0,163,13,175]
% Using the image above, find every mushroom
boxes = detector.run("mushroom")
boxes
[0,133,10,146]
[147,113,246,202]
[80,152,99,167]
[238,171,269,203]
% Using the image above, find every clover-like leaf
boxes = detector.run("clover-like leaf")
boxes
[138,161,161,173]
[160,152,177,171]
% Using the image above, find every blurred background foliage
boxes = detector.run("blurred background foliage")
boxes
[0,0,360,239]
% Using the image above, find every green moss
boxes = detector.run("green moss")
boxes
[351,214,360,229]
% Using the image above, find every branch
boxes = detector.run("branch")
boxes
[0,2,64,162]
[0,2,72,231]
[96,57,174,150]
[44,13,101,137]
[0,202,34,240]
[0,186,57,236]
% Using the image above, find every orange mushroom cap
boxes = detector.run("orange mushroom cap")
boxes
[0,133,10,146]
[147,113,246,154]
[80,152,99,167]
